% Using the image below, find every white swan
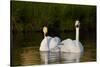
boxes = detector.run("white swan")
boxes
[39,26,61,51]
[60,20,84,53]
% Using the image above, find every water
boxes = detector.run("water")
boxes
[11,32,96,66]
[40,51,82,64]
[11,47,82,66]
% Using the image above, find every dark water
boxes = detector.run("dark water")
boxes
[11,32,96,66]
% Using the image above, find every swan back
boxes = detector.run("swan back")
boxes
[61,39,75,52]
[61,39,83,53]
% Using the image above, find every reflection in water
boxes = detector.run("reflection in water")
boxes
[61,52,82,63]
[40,51,82,64]
[20,47,41,65]
[40,51,61,64]
[18,47,82,66]
[11,44,96,66]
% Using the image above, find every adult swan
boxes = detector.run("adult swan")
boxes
[39,26,61,52]
[61,20,84,53]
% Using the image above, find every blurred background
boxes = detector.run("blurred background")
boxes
[11,1,96,66]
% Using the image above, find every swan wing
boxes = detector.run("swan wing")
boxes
[61,39,75,52]
[73,40,84,53]
[49,37,61,49]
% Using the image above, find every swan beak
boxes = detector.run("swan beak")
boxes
[75,20,80,28]
[43,26,48,37]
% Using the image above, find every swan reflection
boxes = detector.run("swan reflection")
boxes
[40,51,82,64]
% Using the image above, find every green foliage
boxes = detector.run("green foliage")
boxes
[11,1,96,32]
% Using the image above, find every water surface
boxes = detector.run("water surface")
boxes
[11,32,96,66]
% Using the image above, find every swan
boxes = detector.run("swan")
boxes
[39,26,61,51]
[60,20,84,53]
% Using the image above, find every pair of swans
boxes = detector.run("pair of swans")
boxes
[40,20,84,53]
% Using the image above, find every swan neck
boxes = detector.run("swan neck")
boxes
[76,27,79,42]
[44,34,46,38]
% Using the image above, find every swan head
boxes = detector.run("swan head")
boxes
[43,26,48,37]
[75,20,80,28]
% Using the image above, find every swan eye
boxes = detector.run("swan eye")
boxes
[76,25,79,28]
